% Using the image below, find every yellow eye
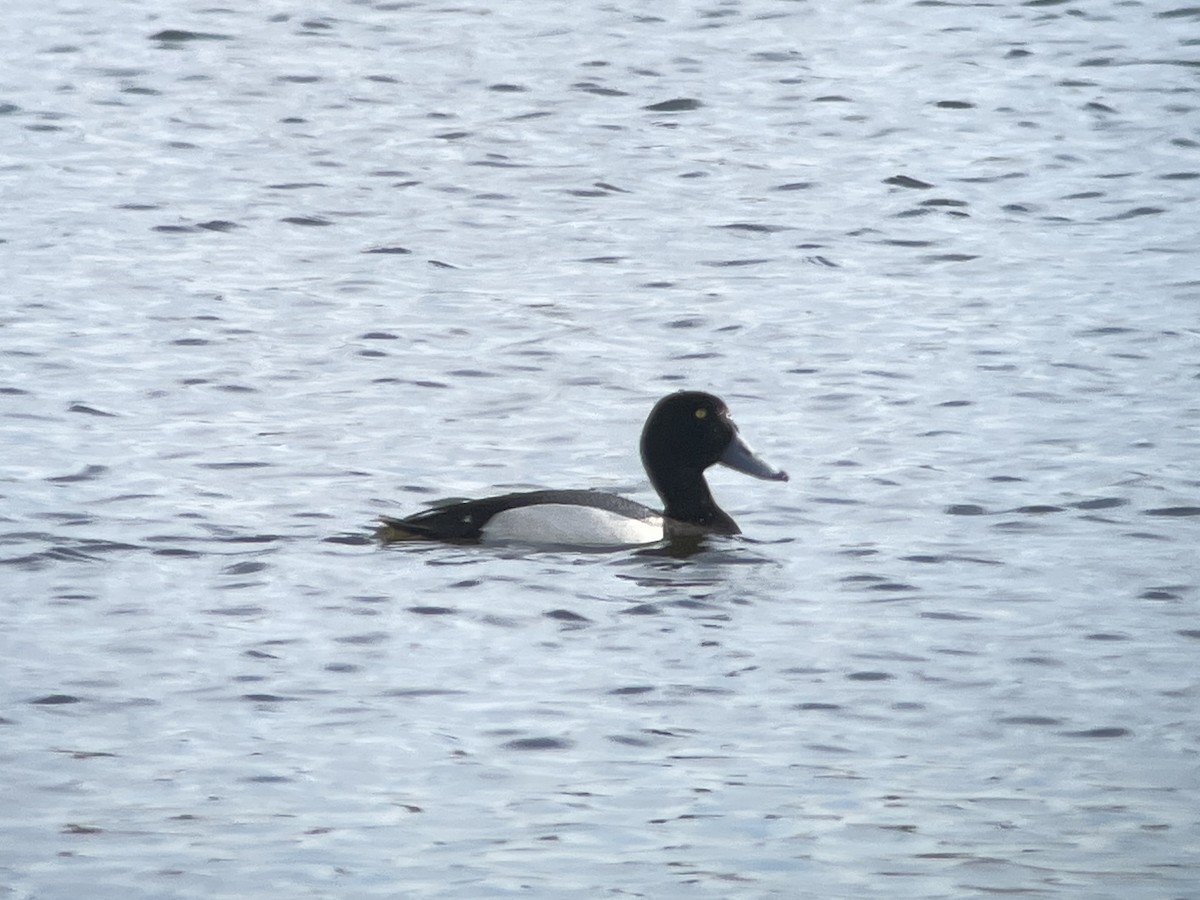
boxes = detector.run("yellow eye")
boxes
[694,408,707,419]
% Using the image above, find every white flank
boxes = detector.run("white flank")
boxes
[481,504,665,547]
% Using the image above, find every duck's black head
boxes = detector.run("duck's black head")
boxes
[639,391,787,533]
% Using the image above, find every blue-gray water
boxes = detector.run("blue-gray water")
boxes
[2,1,1198,897]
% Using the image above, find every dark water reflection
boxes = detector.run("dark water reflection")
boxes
[3,0,1200,896]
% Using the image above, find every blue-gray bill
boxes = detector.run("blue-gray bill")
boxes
[720,433,788,482]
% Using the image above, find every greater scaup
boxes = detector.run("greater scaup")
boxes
[376,391,788,546]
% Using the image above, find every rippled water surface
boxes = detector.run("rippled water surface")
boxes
[3,0,1199,897]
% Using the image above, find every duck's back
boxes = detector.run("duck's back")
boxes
[378,489,663,545]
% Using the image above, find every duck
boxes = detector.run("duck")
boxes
[376,390,788,547]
